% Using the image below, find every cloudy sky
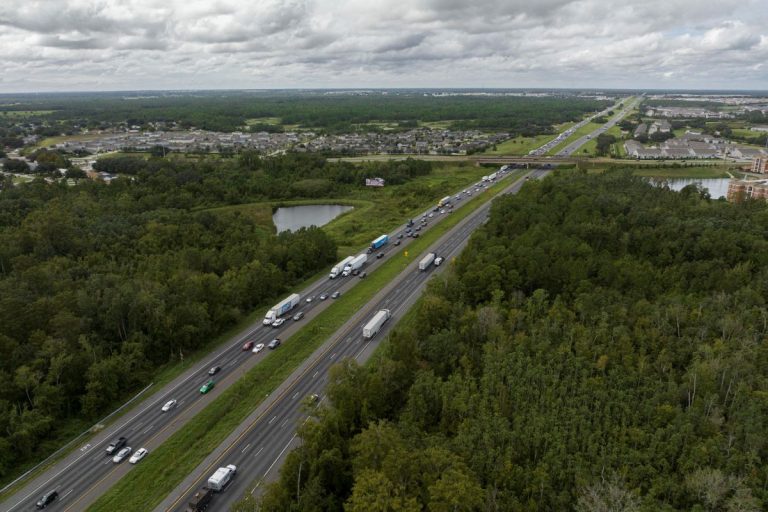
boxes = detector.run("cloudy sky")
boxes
[0,0,766,92]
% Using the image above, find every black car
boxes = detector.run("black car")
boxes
[106,436,127,455]
[397,233,404,238]
[394,240,401,246]
[376,253,384,259]
[36,491,58,509]
[412,233,420,238]
[352,268,360,276]
[208,366,221,376]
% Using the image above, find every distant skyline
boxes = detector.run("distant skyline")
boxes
[0,0,766,93]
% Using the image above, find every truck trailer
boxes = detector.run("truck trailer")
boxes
[330,256,355,279]
[363,309,391,339]
[419,253,436,270]
[263,293,301,325]
[207,464,237,492]
[438,196,452,207]
[371,234,389,250]
[186,487,213,512]
[342,254,367,277]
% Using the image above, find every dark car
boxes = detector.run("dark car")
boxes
[208,366,221,376]
[268,338,281,349]
[376,253,384,259]
[106,437,127,455]
[359,272,367,279]
[242,341,254,351]
[36,490,58,509]
[412,233,420,238]
[394,240,401,246]
[397,233,404,238]
[352,268,360,276]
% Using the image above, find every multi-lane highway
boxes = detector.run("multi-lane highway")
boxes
[160,167,549,512]
[556,97,641,156]
[1,170,518,512]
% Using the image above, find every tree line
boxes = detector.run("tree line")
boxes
[250,171,768,511]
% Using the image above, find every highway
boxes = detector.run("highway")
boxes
[1,170,517,512]
[556,97,641,157]
[160,168,549,512]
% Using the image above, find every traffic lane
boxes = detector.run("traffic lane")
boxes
[195,177,520,511]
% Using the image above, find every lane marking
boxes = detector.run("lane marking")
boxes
[142,425,154,435]
[268,416,277,425]
[62,489,73,500]
[292,392,299,400]
[263,434,298,478]
[255,447,264,458]
[241,443,251,454]
[312,371,319,378]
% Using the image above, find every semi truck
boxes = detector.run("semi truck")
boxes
[263,293,301,325]
[186,487,213,512]
[207,464,237,492]
[363,309,391,339]
[438,196,452,207]
[371,234,389,250]
[342,254,367,277]
[330,256,355,279]
[419,253,436,270]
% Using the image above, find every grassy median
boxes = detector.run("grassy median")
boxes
[87,170,524,512]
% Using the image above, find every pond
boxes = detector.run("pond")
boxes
[272,204,354,233]
[653,178,731,199]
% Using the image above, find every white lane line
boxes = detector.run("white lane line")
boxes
[142,425,154,434]
[241,443,251,454]
[312,371,319,378]
[356,340,373,360]
[178,400,185,406]
[330,353,336,360]
[103,460,110,465]
[282,419,288,428]
[251,483,260,494]
[79,444,91,452]
[268,416,277,425]
[292,392,299,400]
[263,433,298,478]
[254,446,264,458]
[61,489,73,500]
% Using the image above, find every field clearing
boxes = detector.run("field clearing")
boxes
[481,134,553,156]
[244,117,282,126]
[0,110,56,118]
[418,120,459,129]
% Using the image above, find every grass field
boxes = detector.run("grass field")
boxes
[244,117,282,126]
[0,110,55,118]
[86,170,524,512]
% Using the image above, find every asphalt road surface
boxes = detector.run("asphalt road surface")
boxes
[1,170,518,512]
[556,98,641,157]
[161,168,549,512]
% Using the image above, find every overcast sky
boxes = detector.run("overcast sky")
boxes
[0,0,766,93]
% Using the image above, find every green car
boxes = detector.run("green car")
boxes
[200,380,215,394]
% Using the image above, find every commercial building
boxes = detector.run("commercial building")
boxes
[751,157,768,174]
[727,179,768,202]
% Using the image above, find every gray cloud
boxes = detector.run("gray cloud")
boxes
[0,0,766,92]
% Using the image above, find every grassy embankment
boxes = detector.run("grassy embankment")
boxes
[86,170,525,512]
[480,122,576,156]
[546,122,603,155]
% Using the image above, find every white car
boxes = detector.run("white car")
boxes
[252,343,265,354]
[129,448,148,464]
[305,296,314,303]
[161,399,177,412]
[113,446,132,463]
[272,318,286,327]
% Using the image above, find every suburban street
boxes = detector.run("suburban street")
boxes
[159,167,549,512]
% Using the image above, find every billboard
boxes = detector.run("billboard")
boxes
[365,177,385,187]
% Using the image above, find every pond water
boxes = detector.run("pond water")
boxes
[653,178,731,199]
[272,204,353,233]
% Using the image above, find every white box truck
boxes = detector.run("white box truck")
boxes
[330,256,354,279]
[263,293,301,325]
[342,254,367,277]
[363,309,391,339]
[419,253,436,271]
[207,464,236,492]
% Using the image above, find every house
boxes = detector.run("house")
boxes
[634,123,647,138]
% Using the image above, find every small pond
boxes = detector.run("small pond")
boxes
[653,178,731,199]
[272,204,353,233]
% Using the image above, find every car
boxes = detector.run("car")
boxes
[129,447,148,464]
[359,272,367,278]
[161,399,177,412]
[305,296,314,303]
[376,253,384,259]
[106,437,127,454]
[394,240,401,246]
[293,311,304,321]
[208,366,221,376]
[405,227,411,233]
[366,247,373,254]
[268,338,281,349]
[415,226,421,231]
[272,318,285,327]
[242,341,254,351]
[434,257,444,266]
[397,233,403,238]
[113,446,132,463]
[440,209,446,214]
[331,291,341,299]
[352,268,360,276]
[36,491,58,509]
[412,233,420,238]
[319,293,328,300]
[428,213,434,218]
[200,380,215,394]
[252,342,265,353]
[309,393,320,403]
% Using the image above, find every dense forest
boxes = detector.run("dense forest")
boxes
[0,92,608,134]
[0,153,439,481]
[253,172,768,511]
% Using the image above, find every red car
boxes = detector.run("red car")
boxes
[243,341,254,351]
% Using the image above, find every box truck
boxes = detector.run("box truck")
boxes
[363,309,391,339]
[330,256,355,279]
[342,254,367,277]
[263,293,301,325]
[419,253,436,270]
[186,487,213,511]
[371,234,389,250]
[207,464,237,492]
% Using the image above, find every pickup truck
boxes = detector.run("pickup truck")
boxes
[106,437,127,455]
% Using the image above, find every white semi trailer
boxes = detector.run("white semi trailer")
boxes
[363,309,391,339]
[263,293,301,325]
